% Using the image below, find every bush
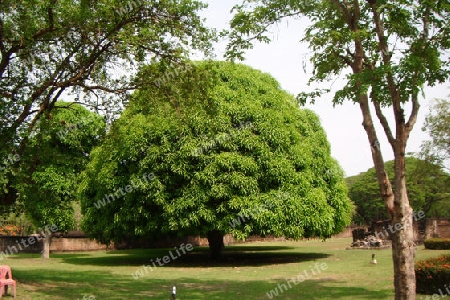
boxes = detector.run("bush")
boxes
[424,238,450,250]
[416,254,450,294]
[0,224,20,236]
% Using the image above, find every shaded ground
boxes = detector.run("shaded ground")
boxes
[58,245,329,268]
[3,238,447,299]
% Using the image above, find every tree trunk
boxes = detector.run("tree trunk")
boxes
[357,92,416,299]
[336,1,418,297]
[207,230,224,260]
[391,174,415,299]
[391,127,416,299]
[42,232,52,259]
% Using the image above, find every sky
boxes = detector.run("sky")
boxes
[200,0,449,177]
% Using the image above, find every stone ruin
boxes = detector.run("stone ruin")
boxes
[349,235,391,249]
[347,228,391,250]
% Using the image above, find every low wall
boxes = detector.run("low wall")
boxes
[0,236,42,254]
[332,226,354,238]
[438,223,450,238]
[425,219,450,239]
[371,220,421,241]
[50,237,109,252]
[0,226,363,253]
[352,218,450,244]
[0,236,108,254]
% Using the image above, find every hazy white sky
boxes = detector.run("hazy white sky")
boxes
[201,1,449,177]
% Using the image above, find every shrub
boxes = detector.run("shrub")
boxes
[0,225,20,236]
[416,254,450,294]
[424,238,450,250]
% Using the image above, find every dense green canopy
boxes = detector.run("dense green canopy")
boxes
[225,0,449,294]
[347,157,450,224]
[17,102,106,231]
[0,0,213,199]
[79,61,352,252]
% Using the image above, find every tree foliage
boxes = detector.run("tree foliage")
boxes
[226,1,449,104]
[347,157,450,225]
[15,102,105,231]
[421,98,450,171]
[0,0,213,193]
[79,61,352,255]
[225,0,449,297]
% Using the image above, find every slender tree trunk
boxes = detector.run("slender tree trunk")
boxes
[391,125,416,299]
[334,1,418,297]
[357,94,394,216]
[357,93,415,299]
[42,232,52,259]
[391,171,415,299]
[207,230,224,260]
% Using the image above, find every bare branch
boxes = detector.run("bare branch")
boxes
[371,94,396,149]
[76,83,136,94]
[52,101,103,112]
[353,0,360,21]
[405,91,420,135]
[0,14,5,53]
[234,11,303,48]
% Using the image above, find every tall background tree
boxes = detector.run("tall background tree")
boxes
[0,0,213,199]
[15,102,106,258]
[347,157,450,225]
[79,61,353,259]
[420,98,450,171]
[225,1,449,298]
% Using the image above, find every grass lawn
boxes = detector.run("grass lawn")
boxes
[2,237,447,299]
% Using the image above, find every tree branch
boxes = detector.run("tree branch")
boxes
[406,5,430,136]
[0,14,5,53]
[371,94,396,149]
[335,50,353,67]
[353,0,360,21]
[331,0,352,25]
[368,2,398,105]
[358,92,395,215]
[405,89,420,136]
[76,83,136,94]
[31,2,56,40]
[234,10,303,48]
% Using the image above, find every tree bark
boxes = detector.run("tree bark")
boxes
[358,101,416,299]
[392,159,416,299]
[207,230,224,260]
[391,116,416,299]
[42,232,52,259]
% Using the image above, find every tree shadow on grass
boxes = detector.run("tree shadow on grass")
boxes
[8,253,92,260]
[60,245,330,268]
[13,269,394,299]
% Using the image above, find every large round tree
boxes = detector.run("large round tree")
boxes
[79,61,352,259]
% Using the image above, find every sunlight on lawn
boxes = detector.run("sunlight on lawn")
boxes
[2,238,447,299]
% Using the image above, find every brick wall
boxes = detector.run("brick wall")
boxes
[426,219,450,239]
[0,235,108,254]
[0,236,42,254]
[438,224,450,238]
[50,237,110,252]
